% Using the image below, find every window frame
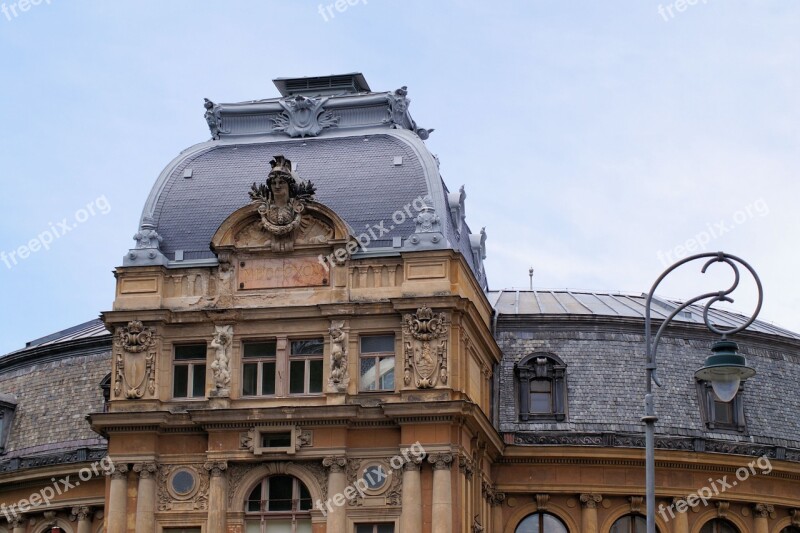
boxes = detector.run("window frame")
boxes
[172,343,208,400]
[288,338,325,396]
[245,475,313,529]
[359,334,396,392]
[515,353,567,422]
[241,339,278,397]
[697,381,746,432]
[354,524,395,533]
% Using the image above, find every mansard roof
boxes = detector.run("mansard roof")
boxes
[127,74,488,289]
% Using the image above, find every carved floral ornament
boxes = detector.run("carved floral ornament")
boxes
[113,321,157,399]
[402,306,449,389]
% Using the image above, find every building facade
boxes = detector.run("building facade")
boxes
[0,74,798,533]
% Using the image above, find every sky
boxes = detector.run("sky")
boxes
[0,0,797,355]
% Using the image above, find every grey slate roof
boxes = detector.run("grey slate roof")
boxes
[487,290,800,340]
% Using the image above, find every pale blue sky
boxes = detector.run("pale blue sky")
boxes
[1,1,798,355]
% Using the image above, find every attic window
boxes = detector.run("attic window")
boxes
[0,393,18,454]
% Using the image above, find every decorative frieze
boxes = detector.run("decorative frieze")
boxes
[402,306,449,389]
[113,321,156,399]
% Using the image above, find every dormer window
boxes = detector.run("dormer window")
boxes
[515,353,567,422]
[0,393,18,453]
[697,381,746,432]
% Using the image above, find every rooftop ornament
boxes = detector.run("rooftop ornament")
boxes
[642,252,763,533]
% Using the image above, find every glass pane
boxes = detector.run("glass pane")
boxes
[268,476,293,511]
[360,357,377,391]
[261,432,292,448]
[610,516,631,533]
[714,400,733,424]
[361,335,394,353]
[262,362,276,395]
[515,514,539,533]
[175,344,206,360]
[377,525,394,533]
[378,356,395,390]
[296,521,313,533]
[173,365,188,398]
[356,526,374,533]
[262,520,293,533]
[242,363,257,396]
[247,485,262,512]
[530,392,552,413]
[291,339,324,355]
[171,470,195,495]
[243,341,276,358]
[299,481,312,510]
[290,360,306,394]
[632,515,647,533]
[245,524,261,533]
[542,513,568,533]
[364,465,388,489]
[309,359,323,393]
[530,379,551,392]
[192,364,206,397]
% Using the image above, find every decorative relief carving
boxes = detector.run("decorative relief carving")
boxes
[629,496,643,514]
[210,325,233,397]
[428,453,453,471]
[133,462,158,480]
[240,431,253,451]
[323,455,347,474]
[580,493,603,509]
[790,509,800,527]
[71,506,92,522]
[226,463,251,507]
[402,306,449,389]
[272,95,339,138]
[304,460,330,502]
[328,320,349,392]
[536,494,550,511]
[458,454,474,479]
[204,98,226,139]
[345,459,364,506]
[158,465,209,511]
[113,321,157,399]
[716,501,730,518]
[297,430,313,448]
[386,86,433,140]
[246,156,333,253]
[753,503,775,519]
[472,516,485,533]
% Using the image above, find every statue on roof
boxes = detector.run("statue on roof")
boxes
[249,155,316,238]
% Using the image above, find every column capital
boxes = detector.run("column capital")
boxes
[322,455,347,473]
[753,503,776,519]
[580,493,603,509]
[9,516,26,528]
[403,456,423,471]
[71,506,93,521]
[133,461,159,479]
[203,461,228,477]
[106,463,129,480]
[458,454,474,479]
[428,452,454,470]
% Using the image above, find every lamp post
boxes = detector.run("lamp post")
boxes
[643,252,763,533]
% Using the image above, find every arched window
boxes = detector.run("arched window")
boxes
[700,519,739,533]
[610,514,655,533]
[515,353,567,421]
[781,528,800,533]
[245,475,313,533]
[515,512,569,533]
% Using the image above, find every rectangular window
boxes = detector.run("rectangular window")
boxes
[699,382,745,431]
[529,379,552,413]
[360,335,395,391]
[242,341,277,396]
[173,344,207,398]
[356,524,395,533]
[261,432,292,449]
[289,339,324,395]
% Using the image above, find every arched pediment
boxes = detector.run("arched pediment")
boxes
[211,200,353,255]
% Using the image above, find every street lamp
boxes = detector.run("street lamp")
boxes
[643,252,763,533]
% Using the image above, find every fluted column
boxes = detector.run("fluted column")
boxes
[580,494,602,533]
[133,462,158,533]
[73,506,94,533]
[428,453,454,533]
[672,497,689,533]
[753,504,774,533]
[323,456,348,533]
[107,463,129,533]
[205,461,228,533]
[400,456,423,532]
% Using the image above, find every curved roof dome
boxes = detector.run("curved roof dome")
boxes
[127,74,488,288]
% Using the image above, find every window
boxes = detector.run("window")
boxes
[360,335,395,391]
[245,475,312,533]
[700,519,739,533]
[243,341,278,396]
[515,353,567,422]
[0,393,18,454]
[100,373,111,412]
[781,528,800,533]
[289,339,324,395]
[697,381,746,431]
[356,525,394,533]
[515,512,569,533]
[610,515,654,533]
[173,344,207,399]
